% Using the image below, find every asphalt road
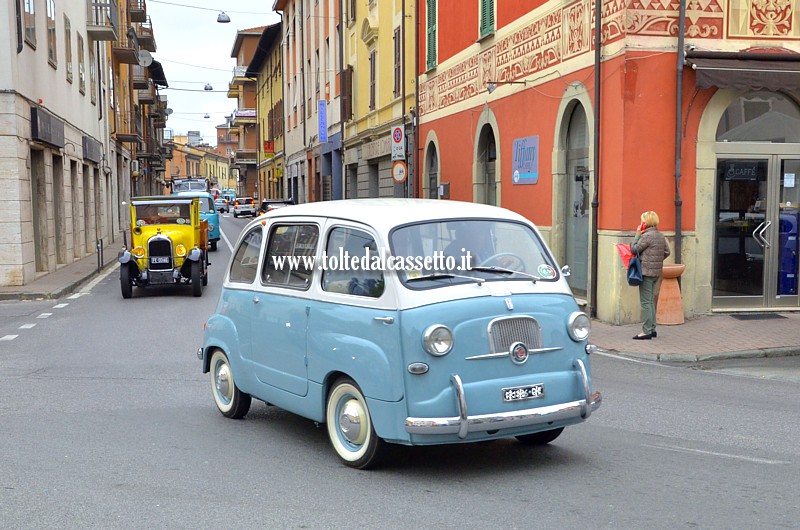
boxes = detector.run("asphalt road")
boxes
[1,213,798,528]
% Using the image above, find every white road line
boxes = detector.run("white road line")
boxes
[221,229,234,251]
[37,313,52,319]
[68,293,85,299]
[643,443,790,465]
[79,264,118,293]
[19,324,36,329]
[53,303,68,309]
[1,335,18,341]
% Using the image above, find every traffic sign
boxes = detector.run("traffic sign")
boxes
[391,126,405,161]
[392,160,408,183]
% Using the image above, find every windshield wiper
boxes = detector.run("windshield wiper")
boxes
[406,272,484,285]
[468,266,540,283]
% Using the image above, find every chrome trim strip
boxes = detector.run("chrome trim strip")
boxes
[466,346,562,360]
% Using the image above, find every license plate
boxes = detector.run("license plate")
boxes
[502,384,544,402]
[151,256,170,264]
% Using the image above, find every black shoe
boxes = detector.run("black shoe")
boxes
[633,333,653,340]
[652,331,657,338]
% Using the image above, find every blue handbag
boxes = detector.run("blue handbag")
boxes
[627,255,643,286]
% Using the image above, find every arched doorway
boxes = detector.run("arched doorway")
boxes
[426,143,439,199]
[476,125,497,205]
[713,90,800,308]
[564,104,590,298]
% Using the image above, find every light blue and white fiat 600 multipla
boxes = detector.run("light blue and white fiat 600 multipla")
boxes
[198,198,601,468]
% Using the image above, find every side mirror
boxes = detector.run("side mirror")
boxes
[561,265,571,277]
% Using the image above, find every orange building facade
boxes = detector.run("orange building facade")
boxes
[417,0,800,323]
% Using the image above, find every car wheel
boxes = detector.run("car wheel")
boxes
[191,260,202,297]
[515,427,564,445]
[326,378,385,469]
[209,350,251,419]
[233,212,238,218]
[210,241,217,251]
[120,265,132,299]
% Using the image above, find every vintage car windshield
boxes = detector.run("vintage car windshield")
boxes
[390,219,559,288]
[134,203,192,225]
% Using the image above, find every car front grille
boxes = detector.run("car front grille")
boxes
[148,238,173,270]
[488,316,542,353]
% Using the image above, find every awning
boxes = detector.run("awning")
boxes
[149,60,168,88]
[685,51,800,92]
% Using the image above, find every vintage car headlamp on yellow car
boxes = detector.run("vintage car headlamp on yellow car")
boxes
[132,246,145,258]
[423,324,454,356]
[175,244,187,257]
[567,311,591,341]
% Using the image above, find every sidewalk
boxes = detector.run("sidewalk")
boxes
[1,252,799,363]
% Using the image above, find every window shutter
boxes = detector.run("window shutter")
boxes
[480,0,494,38]
[342,65,353,120]
[426,0,437,70]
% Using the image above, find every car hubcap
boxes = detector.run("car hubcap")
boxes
[338,398,366,445]
[215,363,232,402]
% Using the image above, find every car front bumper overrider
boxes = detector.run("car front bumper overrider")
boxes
[405,359,601,438]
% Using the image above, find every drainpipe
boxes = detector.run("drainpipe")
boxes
[590,0,602,317]
[339,0,345,199]
[674,0,686,264]
[299,4,308,200]
[414,0,420,198]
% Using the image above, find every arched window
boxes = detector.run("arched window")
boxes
[717,91,800,143]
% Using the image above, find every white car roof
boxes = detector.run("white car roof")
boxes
[262,198,533,231]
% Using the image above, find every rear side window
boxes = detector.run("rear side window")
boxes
[261,224,320,289]
[229,227,263,283]
[322,227,385,298]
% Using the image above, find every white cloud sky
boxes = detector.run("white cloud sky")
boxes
[147,0,280,146]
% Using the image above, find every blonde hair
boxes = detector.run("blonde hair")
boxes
[641,211,659,227]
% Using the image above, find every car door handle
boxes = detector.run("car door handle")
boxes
[373,316,394,324]
[252,296,260,304]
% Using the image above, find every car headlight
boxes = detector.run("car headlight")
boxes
[422,325,453,356]
[567,311,591,341]
[208,224,215,231]
[175,244,187,257]
[132,246,145,258]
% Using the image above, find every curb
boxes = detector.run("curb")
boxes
[597,346,800,363]
[0,262,118,302]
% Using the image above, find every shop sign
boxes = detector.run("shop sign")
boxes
[511,135,538,185]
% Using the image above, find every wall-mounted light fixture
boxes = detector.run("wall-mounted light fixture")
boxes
[486,80,529,94]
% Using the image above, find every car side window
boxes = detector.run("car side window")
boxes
[261,224,319,289]
[229,227,263,283]
[322,227,385,298]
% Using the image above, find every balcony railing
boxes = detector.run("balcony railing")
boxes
[86,0,119,41]
[115,109,142,143]
[231,108,257,126]
[137,137,159,159]
[112,20,140,64]
[132,64,148,88]
[230,65,253,86]
[137,80,155,103]
[129,0,146,22]
[234,148,257,165]
[135,16,156,52]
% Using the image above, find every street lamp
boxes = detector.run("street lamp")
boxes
[204,83,214,91]
[217,11,230,23]
[486,80,529,94]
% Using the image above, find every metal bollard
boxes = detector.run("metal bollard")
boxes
[96,239,104,273]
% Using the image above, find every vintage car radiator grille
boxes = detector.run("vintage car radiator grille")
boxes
[148,239,173,271]
[488,316,542,353]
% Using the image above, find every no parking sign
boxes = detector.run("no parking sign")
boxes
[391,126,405,161]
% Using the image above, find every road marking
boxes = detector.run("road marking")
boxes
[53,303,68,309]
[37,313,53,319]
[221,228,234,251]
[79,265,118,294]
[68,293,85,299]
[19,324,36,329]
[644,443,789,465]
[1,335,18,341]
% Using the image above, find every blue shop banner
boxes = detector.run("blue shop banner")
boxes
[511,135,539,185]
[319,100,328,143]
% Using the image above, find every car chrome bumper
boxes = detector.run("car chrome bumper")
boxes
[405,359,601,438]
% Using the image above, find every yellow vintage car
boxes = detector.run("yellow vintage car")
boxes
[118,196,209,298]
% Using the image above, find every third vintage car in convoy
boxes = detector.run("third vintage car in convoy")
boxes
[197,199,601,468]
[119,195,209,298]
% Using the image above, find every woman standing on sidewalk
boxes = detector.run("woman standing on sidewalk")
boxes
[631,211,670,340]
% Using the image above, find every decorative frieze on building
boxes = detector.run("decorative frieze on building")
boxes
[729,0,797,38]
[419,0,625,116]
